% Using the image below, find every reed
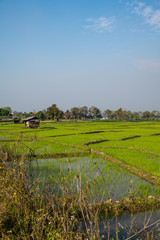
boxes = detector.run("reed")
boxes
[0,146,160,239]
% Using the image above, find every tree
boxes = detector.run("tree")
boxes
[142,111,151,120]
[36,111,45,120]
[46,104,63,120]
[80,106,88,119]
[70,107,80,119]
[103,109,114,120]
[0,107,11,116]
[64,110,71,119]
[152,111,160,120]
[2,107,11,113]
[115,108,124,121]
[89,106,102,119]
[132,112,140,121]
[137,111,143,120]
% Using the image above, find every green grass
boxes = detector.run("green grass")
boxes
[95,147,160,178]
[0,141,84,155]
[0,120,160,181]
[91,135,160,154]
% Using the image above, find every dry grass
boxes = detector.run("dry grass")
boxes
[0,147,106,239]
[0,146,160,240]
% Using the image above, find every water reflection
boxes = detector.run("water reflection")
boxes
[29,156,159,201]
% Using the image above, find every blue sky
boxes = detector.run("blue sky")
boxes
[0,0,160,112]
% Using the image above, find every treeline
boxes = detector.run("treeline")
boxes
[0,107,12,116]
[65,107,160,121]
[2,105,160,121]
[35,105,160,121]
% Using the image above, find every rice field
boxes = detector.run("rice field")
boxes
[1,120,160,239]
[29,156,160,201]
[0,120,160,191]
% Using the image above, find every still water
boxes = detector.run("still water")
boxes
[29,156,160,239]
[29,156,159,201]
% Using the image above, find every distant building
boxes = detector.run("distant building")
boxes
[23,116,40,128]
[14,118,20,124]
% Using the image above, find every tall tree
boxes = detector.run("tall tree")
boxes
[70,107,80,119]
[142,111,151,120]
[103,109,114,120]
[89,106,102,119]
[0,107,11,116]
[80,106,88,119]
[36,111,45,120]
[115,108,124,121]
[46,104,63,120]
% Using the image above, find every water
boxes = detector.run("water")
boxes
[28,156,160,239]
[29,156,160,201]
[80,210,160,239]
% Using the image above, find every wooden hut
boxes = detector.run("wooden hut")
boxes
[23,116,40,128]
[14,118,20,124]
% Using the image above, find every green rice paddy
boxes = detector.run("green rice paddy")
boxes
[0,120,160,200]
[30,156,160,202]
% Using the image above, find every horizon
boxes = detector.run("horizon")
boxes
[0,0,160,113]
[3,105,160,114]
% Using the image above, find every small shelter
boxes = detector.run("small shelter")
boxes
[14,118,20,124]
[23,116,40,128]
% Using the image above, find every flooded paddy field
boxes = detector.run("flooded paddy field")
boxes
[30,156,160,201]
[28,156,160,239]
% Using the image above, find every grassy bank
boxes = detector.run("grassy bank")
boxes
[1,150,160,239]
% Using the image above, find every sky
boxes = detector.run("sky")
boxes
[0,0,160,113]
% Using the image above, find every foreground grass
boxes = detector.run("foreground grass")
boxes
[1,149,160,240]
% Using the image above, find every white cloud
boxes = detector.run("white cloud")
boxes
[131,1,160,29]
[84,17,115,32]
[134,59,160,72]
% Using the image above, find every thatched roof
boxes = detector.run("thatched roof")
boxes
[23,116,39,122]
